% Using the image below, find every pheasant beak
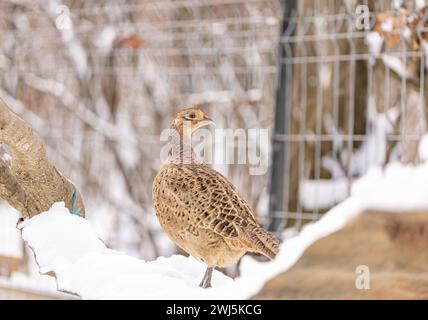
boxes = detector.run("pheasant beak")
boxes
[195,117,215,130]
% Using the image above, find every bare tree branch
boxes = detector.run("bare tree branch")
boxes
[0,98,85,218]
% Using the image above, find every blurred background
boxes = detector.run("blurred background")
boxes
[0,0,427,298]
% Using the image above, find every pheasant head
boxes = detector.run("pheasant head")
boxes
[171,107,214,133]
[168,107,214,164]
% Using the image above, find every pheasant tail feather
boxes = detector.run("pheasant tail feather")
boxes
[241,225,280,260]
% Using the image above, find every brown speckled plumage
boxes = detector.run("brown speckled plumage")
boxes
[152,108,280,288]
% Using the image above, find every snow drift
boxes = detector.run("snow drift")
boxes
[17,151,428,299]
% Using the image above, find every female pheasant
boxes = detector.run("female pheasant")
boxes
[152,108,280,288]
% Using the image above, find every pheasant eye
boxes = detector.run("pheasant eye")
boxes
[186,113,196,120]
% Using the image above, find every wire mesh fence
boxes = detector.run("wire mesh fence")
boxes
[0,0,283,297]
[0,0,280,266]
[269,0,428,233]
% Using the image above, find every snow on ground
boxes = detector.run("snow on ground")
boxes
[17,201,363,299]
[299,178,349,210]
[18,203,235,299]
[14,152,428,299]
[352,162,428,211]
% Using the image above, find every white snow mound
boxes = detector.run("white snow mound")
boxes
[17,158,428,299]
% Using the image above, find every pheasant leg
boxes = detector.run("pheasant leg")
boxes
[199,266,213,288]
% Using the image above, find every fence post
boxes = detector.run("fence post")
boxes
[268,0,296,233]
